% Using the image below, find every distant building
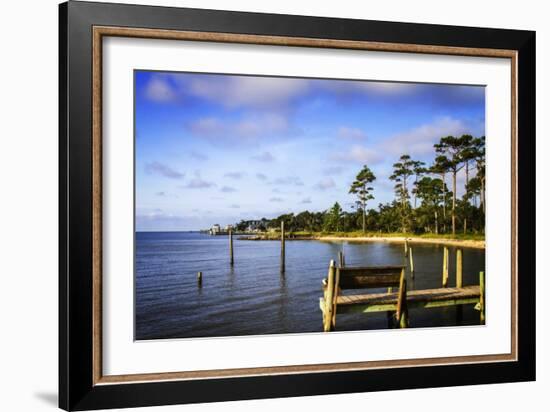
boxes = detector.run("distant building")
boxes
[209,224,221,235]
[245,220,264,232]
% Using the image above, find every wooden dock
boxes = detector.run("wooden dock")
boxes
[322,285,481,314]
[320,248,485,331]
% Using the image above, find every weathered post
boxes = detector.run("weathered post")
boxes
[338,250,345,268]
[479,271,485,323]
[397,268,408,328]
[399,305,408,328]
[455,248,464,322]
[409,247,415,278]
[229,228,234,266]
[404,239,409,256]
[323,260,336,332]
[387,311,393,328]
[456,248,463,288]
[197,271,202,286]
[280,221,285,273]
[442,246,449,287]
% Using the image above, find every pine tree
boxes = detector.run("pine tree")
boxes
[349,165,376,232]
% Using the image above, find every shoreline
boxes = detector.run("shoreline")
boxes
[318,235,485,249]
[240,234,485,249]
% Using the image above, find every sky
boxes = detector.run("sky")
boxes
[135,70,485,231]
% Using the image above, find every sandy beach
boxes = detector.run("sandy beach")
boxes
[241,234,485,249]
[317,235,485,249]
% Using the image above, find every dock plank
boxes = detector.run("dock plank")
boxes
[321,285,481,315]
[338,285,479,305]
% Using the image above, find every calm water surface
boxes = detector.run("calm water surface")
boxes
[135,232,485,340]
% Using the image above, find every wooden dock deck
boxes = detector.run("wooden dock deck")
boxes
[321,285,481,314]
[319,247,485,331]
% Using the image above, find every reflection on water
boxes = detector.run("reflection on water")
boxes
[135,232,485,340]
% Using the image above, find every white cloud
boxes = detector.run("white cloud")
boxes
[271,176,304,186]
[321,79,419,97]
[338,126,367,140]
[149,73,419,108]
[186,75,310,109]
[331,145,383,164]
[144,76,177,102]
[251,152,275,162]
[224,172,246,179]
[145,161,184,179]
[187,117,224,137]
[383,117,470,157]
[182,171,215,189]
[358,82,418,94]
[184,179,215,189]
[314,178,336,190]
[189,151,208,160]
[187,113,291,142]
[330,117,475,173]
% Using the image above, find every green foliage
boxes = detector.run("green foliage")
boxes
[323,202,343,232]
[390,154,417,232]
[232,134,485,238]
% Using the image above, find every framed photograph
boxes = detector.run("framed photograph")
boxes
[59,1,535,410]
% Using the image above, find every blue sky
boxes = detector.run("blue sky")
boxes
[135,71,485,231]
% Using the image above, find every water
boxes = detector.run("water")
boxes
[135,232,485,340]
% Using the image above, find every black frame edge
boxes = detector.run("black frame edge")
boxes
[60,1,536,410]
[59,2,69,410]
[516,31,536,381]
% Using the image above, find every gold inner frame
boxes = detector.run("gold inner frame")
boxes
[92,26,518,385]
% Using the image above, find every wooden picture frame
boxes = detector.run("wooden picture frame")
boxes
[59,1,535,410]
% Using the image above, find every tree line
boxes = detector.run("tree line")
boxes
[234,134,485,236]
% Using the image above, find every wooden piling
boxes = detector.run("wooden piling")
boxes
[479,271,485,323]
[280,221,285,273]
[409,247,415,278]
[399,307,408,328]
[331,267,341,329]
[323,260,336,332]
[338,251,345,268]
[397,268,408,328]
[456,249,463,288]
[442,246,449,287]
[197,271,202,285]
[229,228,234,266]
[387,311,394,328]
[404,239,409,256]
[455,251,465,322]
